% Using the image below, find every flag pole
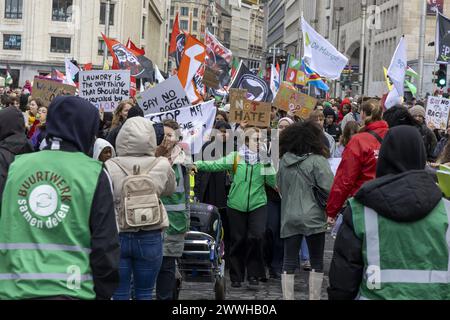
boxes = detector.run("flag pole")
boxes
[417,0,427,99]
[103,0,111,67]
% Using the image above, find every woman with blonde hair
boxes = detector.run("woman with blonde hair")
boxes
[111,100,134,129]
[326,99,389,222]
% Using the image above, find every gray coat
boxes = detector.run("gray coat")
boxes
[277,153,334,238]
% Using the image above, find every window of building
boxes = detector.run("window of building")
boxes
[100,2,115,25]
[193,8,198,17]
[142,0,145,8]
[98,39,112,56]
[181,7,188,16]
[142,16,146,38]
[51,37,71,53]
[52,0,73,22]
[180,20,188,30]
[3,34,21,50]
[170,5,174,16]
[5,0,22,19]
[193,21,198,31]
[170,19,173,29]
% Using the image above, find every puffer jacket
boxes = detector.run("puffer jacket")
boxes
[105,117,176,233]
[195,151,276,213]
[277,153,334,238]
[326,121,389,218]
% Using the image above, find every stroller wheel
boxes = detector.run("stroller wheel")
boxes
[214,276,226,300]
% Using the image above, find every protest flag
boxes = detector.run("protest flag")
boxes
[302,16,348,80]
[385,36,407,109]
[177,34,206,104]
[5,64,13,86]
[383,67,393,91]
[230,61,273,102]
[231,57,240,80]
[205,30,232,89]
[65,58,79,86]
[169,13,181,56]
[101,33,153,79]
[436,12,450,64]
[126,38,146,56]
[270,63,280,98]
[301,60,329,91]
[406,66,419,79]
[84,63,93,71]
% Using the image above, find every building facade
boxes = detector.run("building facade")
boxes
[169,0,210,42]
[0,0,171,86]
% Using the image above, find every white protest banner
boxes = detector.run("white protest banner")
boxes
[426,96,450,130]
[136,76,191,115]
[79,70,130,111]
[145,100,216,154]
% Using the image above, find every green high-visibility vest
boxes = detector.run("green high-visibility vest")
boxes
[161,164,189,235]
[350,198,450,300]
[0,150,103,300]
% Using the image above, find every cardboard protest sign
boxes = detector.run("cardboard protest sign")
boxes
[32,78,76,106]
[229,88,272,127]
[79,70,130,111]
[203,67,220,89]
[426,96,450,130]
[145,100,216,154]
[136,76,191,115]
[273,83,318,119]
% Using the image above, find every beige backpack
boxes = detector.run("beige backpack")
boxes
[110,158,168,229]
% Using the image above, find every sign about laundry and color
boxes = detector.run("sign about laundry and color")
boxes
[32,78,77,107]
[79,70,130,111]
[273,83,318,119]
[426,96,450,130]
[229,88,271,127]
[136,76,191,115]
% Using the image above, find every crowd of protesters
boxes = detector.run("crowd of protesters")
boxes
[1,81,450,301]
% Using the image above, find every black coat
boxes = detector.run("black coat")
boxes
[328,126,442,300]
[325,123,342,142]
[0,107,33,198]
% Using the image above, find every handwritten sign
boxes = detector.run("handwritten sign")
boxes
[136,76,190,115]
[229,88,271,127]
[273,83,318,119]
[145,100,216,154]
[79,70,130,111]
[426,96,450,130]
[32,78,76,106]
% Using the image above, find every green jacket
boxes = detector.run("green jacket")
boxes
[277,153,334,238]
[195,152,276,213]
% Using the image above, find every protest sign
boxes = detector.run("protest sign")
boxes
[229,88,272,127]
[136,76,191,115]
[145,100,216,154]
[273,83,318,119]
[426,96,450,130]
[32,78,76,106]
[79,70,130,111]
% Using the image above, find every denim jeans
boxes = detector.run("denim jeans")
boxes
[300,238,310,262]
[113,230,163,300]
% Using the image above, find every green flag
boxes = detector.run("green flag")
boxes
[406,66,419,79]
[5,71,12,85]
[405,80,417,96]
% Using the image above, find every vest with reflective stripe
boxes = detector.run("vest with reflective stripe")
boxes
[349,198,450,300]
[0,151,102,300]
[161,164,189,235]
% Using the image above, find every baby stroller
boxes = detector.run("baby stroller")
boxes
[177,203,226,300]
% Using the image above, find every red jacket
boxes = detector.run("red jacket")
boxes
[326,121,389,218]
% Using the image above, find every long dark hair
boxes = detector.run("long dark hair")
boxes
[280,121,330,158]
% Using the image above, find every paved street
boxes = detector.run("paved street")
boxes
[179,233,335,300]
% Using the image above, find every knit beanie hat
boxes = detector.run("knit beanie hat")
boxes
[409,105,426,119]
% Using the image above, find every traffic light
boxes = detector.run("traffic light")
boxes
[436,64,447,88]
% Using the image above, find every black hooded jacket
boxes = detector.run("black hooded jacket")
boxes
[40,97,120,299]
[328,126,443,300]
[0,107,33,198]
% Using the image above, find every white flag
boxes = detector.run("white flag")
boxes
[387,37,407,97]
[385,37,407,109]
[64,58,79,86]
[302,17,348,80]
[385,87,403,109]
[155,65,165,84]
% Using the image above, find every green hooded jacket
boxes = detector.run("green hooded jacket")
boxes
[195,151,276,212]
[278,153,334,238]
